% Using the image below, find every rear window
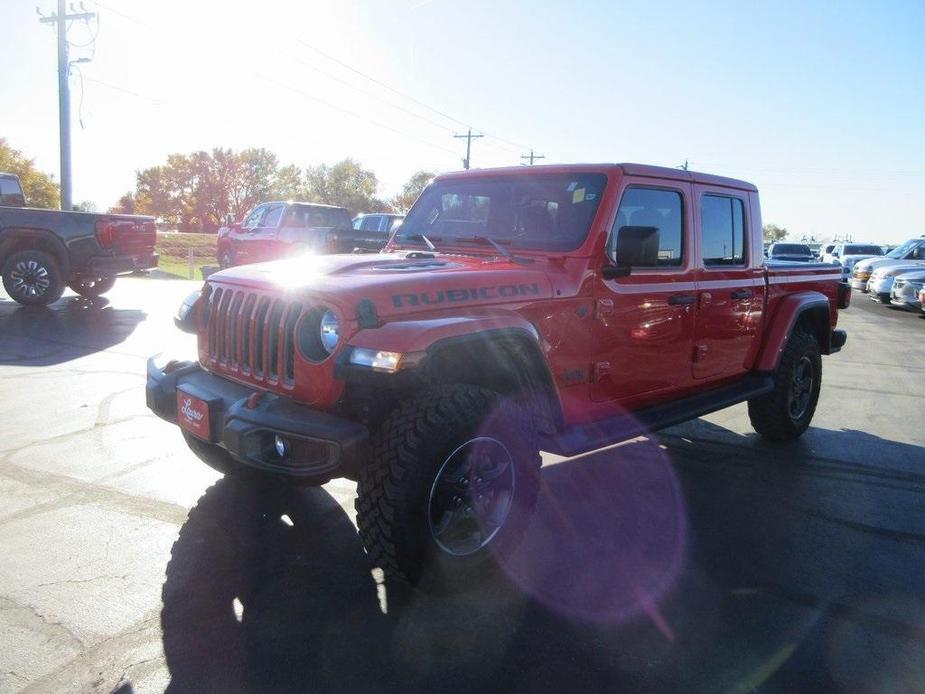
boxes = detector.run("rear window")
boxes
[772,244,812,255]
[286,205,351,228]
[844,245,883,255]
[0,177,25,206]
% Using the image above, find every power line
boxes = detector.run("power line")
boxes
[295,39,531,155]
[263,75,460,157]
[454,129,484,169]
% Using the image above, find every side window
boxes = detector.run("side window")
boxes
[262,204,285,228]
[352,217,363,230]
[242,204,267,230]
[608,187,684,267]
[701,195,746,266]
[361,215,382,232]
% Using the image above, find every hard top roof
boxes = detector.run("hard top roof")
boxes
[435,163,757,192]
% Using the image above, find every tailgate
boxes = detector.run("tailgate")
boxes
[97,218,157,254]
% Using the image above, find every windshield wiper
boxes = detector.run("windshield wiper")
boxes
[455,236,532,265]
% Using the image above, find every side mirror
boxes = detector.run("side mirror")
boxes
[832,252,839,258]
[614,225,660,266]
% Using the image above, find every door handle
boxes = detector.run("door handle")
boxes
[667,294,697,306]
[731,289,753,300]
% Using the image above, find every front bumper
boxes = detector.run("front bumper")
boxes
[849,276,870,291]
[86,252,158,276]
[868,278,893,302]
[146,357,369,481]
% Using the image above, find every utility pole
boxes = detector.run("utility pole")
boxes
[454,129,483,170]
[520,149,545,166]
[39,1,95,211]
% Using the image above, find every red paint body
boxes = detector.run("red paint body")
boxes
[193,164,844,430]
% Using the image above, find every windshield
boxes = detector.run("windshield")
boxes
[886,238,921,258]
[772,244,812,255]
[285,205,351,228]
[393,173,607,252]
[844,245,883,255]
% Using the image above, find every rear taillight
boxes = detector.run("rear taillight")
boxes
[95,220,116,248]
[326,232,339,253]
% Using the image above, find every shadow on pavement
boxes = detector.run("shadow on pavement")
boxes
[0,295,146,365]
[160,425,925,693]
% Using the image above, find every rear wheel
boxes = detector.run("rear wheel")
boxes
[356,384,541,589]
[2,250,65,306]
[748,329,821,441]
[218,249,235,269]
[69,275,116,298]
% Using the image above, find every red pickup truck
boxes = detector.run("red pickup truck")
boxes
[216,201,389,269]
[148,163,848,588]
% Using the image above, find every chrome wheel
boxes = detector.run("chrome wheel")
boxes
[427,436,516,557]
[788,355,814,420]
[9,259,51,298]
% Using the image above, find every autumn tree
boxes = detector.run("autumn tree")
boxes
[304,158,388,215]
[0,137,60,209]
[763,224,789,242]
[391,170,434,213]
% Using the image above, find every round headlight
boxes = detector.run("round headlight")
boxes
[319,310,340,354]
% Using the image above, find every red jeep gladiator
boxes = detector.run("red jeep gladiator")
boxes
[147,164,848,587]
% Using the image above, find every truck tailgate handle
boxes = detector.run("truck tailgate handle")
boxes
[731,288,753,300]
[667,294,697,306]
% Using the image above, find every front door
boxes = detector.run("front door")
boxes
[231,203,269,265]
[249,203,286,262]
[691,188,765,381]
[591,180,697,404]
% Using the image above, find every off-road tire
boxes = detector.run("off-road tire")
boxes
[2,249,65,306]
[69,275,116,298]
[182,430,237,475]
[218,249,235,270]
[748,329,822,441]
[356,384,541,589]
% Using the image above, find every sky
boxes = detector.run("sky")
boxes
[1,0,923,244]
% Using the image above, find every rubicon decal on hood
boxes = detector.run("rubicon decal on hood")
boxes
[392,282,542,308]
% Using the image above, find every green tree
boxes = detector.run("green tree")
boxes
[0,137,60,209]
[391,170,434,213]
[74,200,97,212]
[304,158,387,215]
[109,192,137,214]
[763,224,788,242]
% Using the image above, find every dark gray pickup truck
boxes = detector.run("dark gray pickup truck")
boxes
[215,201,391,269]
[0,172,158,306]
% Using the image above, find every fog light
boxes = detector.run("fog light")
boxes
[274,435,289,458]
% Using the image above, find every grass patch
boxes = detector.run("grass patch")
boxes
[155,232,217,280]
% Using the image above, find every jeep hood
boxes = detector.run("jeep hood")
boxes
[207,252,555,319]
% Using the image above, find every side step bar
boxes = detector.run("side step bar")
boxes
[542,373,775,458]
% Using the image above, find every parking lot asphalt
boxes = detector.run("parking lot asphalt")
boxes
[0,279,923,693]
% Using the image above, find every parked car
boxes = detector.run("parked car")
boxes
[827,243,884,278]
[919,287,925,315]
[149,163,847,589]
[819,243,836,261]
[850,236,925,292]
[867,262,925,303]
[889,269,925,311]
[216,202,390,268]
[352,213,404,234]
[0,172,157,306]
[767,242,815,262]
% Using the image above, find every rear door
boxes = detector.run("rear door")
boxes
[692,187,765,381]
[591,179,697,403]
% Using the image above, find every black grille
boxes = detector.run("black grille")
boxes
[206,287,303,387]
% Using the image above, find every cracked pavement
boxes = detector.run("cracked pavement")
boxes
[1,279,924,692]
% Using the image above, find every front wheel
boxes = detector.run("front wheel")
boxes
[69,275,116,298]
[2,250,65,306]
[356,384,541,589]
[748,329,821,441]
